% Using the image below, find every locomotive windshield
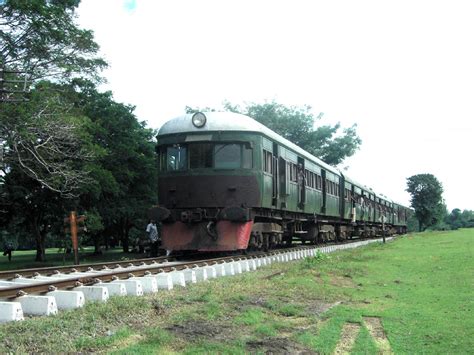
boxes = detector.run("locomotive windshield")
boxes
[161,142,252,171]
[167,144,187,170]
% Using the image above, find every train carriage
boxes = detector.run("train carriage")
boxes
[149,112,409,252]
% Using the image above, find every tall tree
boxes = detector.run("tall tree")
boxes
[186,101,362,166]
[1,81,96,197]
[406,174,444,231]
[1,0,106,195]
[0,0,106,82]
[74,82,157,253]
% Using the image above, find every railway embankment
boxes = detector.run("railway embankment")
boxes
[0,230,472,353]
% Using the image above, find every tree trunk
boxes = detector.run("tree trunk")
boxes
[93,235,102,255]
[34,232,46,262]
[120,219,129,253]
[418,220,423,232]
[31,216,46,262]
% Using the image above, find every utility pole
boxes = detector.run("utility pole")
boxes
[64,211,86,265]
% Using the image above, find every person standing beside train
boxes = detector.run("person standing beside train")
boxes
[146,219,159,257]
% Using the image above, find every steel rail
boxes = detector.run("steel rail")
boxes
[0,246,307,299]
[0,236,397,299]
[0,254,181,280]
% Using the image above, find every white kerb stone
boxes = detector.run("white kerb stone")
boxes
[100,282,127,296]
[203,266,217,279]
[136,277,158,294]
[168,271,186,287]
[212,264,226,277]
[74,285,109,302]
[154,273,173,290]
[194,267,208,282]
[182,269,197,284]
[0,302,24,323]
[239,260,250,272]
[223,262,235,276]
[15,295,58,316]
[111,279,143,296]
[232,261,242,274]
[249,259,257,271]
[47,290,85,310]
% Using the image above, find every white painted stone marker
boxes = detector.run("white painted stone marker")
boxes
[74,285,109,302]
[111,279,143,296]
[15,295,58,316]
[182,268,197,284]
[203,265,217,279]
[0,302,24,323]
[223,262,235,276]
[135,276,158,294]
[153,272,173,290]
[47,290,85,310]
[100,282,127,296]
[212,263,226,277]
[248,259,257,271]
[239,260,250,272]
[193,267,208,282]
[232,261,243,274]
[168,271,186,287]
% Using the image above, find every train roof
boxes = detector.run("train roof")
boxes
[158,112,340,175]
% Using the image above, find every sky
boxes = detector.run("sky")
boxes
[77,0,474,211]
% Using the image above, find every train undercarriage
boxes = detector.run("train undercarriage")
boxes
[150,206,407,253]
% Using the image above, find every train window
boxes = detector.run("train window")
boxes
[291,164,297,182]
[263,150,272,173]
[189,143,213,169]
[316,175,322,190]
[215,144,241,169]
[345,188,351,201]
[305,170,314,188]
[167,145,187,170]
[242,145,253,169]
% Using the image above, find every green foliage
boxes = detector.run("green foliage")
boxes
[445,208,474,230]
[406,174,445,231]
[302,249,330,267]
[0,0,106,82]
[187,100,362,166]
[1,79,158,257]
[74,81,158,252]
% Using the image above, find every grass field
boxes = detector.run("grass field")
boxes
[0,247,149,271]
[1,229,473,353]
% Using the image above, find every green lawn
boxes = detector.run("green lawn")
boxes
[0,247,149,271]
[1,229,473,354]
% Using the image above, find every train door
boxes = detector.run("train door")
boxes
[297,157,306,209]
[272,143,279,207]
[321,169,327,214]
[339,176,345,219]
[279,156,289,209]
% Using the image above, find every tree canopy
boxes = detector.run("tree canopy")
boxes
[186,101,362,166]
[0,3,157,261]
[1,0,106,195]
[445,208,474,230]
[406,174,445,231]
[0,0,106,82]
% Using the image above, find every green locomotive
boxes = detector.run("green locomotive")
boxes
[149,112,410,252]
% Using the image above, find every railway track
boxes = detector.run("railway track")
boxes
[0,237,394,323]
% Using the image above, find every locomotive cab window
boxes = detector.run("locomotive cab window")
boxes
[215,143,241,169]
[167,145,187,170]
[190,143,213,169]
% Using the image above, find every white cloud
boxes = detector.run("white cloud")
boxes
[78,0,474,210]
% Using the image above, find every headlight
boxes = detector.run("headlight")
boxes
[192,112,207,128]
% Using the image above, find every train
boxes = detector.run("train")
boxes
[149,111,410,252]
